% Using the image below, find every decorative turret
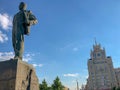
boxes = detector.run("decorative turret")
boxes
[90,43,106,60]
[87,42,118,90]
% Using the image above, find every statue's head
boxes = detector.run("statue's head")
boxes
[19,2,27,10]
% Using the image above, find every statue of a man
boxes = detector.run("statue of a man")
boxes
[12,2,37,60]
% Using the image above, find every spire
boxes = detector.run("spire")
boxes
[76,80,79,90]
[94,37,97,45]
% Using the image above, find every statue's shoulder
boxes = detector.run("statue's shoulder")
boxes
[14,11,23,17]
[14,12,18,17]
[24,10,32,14]
[28,10,32,13]
[13,12,20,20]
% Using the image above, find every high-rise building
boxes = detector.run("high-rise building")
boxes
[87,43,118,90]
[80,84,85,90]
[114,68,120,87]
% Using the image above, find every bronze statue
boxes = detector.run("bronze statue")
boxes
[12,2,37,60]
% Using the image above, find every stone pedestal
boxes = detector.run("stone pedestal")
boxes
[0,59,39,90]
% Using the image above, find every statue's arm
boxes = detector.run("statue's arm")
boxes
[28,11,38,25]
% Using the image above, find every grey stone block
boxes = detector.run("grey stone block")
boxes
[0,59,39,90]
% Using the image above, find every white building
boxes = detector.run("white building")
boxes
[87,43,117,90]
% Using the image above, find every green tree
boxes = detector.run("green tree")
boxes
[117,87,120,90]
[112,87,116,90]
[52,76,64,90]
[40,79,48,90]
[112,87,120,90]
[39,84,41,90]
[48,86,52,90]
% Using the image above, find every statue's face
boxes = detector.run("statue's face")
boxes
[19,2,27,10]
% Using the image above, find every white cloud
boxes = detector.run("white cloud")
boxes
[0,52,14,61]
[63,73,79,77]
[60,43,80,52]
[0,13,12,30]
[60,43,73,51]
[0,13,12,43]
[73,47,79,51]
[23,58,31,62]
[23,53,34,62]
[32,63,43,68]
[0,52,34,62]
[0,52,44,68]
[85,75,88,79]
[0,31,8,43]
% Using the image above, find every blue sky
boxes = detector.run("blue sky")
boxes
[0,0,120,89]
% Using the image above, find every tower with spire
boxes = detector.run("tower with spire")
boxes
[76,80,79,90]
[87,42,117,90]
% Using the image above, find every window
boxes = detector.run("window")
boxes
[93,53,96,58]
[97,53,101,57]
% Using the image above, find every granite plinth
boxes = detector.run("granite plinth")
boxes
[0,59,39,90]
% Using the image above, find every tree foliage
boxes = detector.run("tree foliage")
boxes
[39,76,65,90]
[112,87,120,90]
[40,79,48,90]
[52,76,64,90]
[117,87,120,90]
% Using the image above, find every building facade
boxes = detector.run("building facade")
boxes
[63,86,69,90]
[114,68,120,87]
[87,44,118,90]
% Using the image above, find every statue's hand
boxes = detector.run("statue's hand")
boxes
[33,20,38,24]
